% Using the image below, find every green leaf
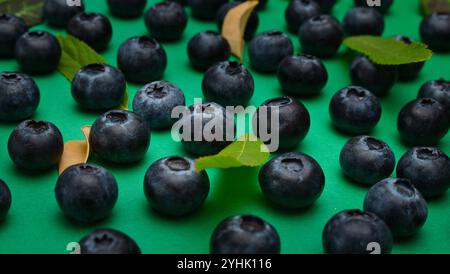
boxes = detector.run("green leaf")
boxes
[344,35,433,65]
[195,134,270,172]
[0,0,44,26]
[420,0,450,16]
[56,35,129,110]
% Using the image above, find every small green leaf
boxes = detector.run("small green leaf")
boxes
[344,35,433,65]
[0,0,45,26]
[56,35,129,110]
[195,134,270,172]
[420,0,450,16]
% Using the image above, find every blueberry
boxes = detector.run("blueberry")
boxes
[217,1,259,41]
[259,152,325,209]
[8,120,64,170]
[107,0,147,18]
[394,35,425,81]
[43,0,85,28]
[178,102,235,156]
[132,80,186,129]
[144,1,188,42]
[144,156,210,216]
[418,79,450,109]
[71,63,126,111]
[339,135,395,185]
[420,12,450,52]
[354,0,393,14]
[248,30,294,72]
[202,61,254,107]
[117,36,167,83]
[210,215,281,254]
[343,7,384,36]
[350,55,398,96]
[0,13,27,58]
[311,0,337,13]
[253,96,310,151]
[397,147,450,198]
[188,0,228,21]
[0,179,11,222]
[15,31,61,74]
[187,31,231,71]
[55,163,118,223]
[322,210,393,254]
[80,229,141,254]
[0,72,40,121]
[277,54,328,97]
[397,98,449,146]
[299,15,343,58]
[329,86,382,134]
[89,110,151,164]
[364,178,428,238]
[285,0,321,34]
[67,12,112,52]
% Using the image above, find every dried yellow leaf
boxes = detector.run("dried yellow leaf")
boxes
[58,126,91,175]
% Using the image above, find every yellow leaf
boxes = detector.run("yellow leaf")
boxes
[58,126,91,174]
[222,0,259,62]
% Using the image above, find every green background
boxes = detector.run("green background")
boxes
[0,0,449,254]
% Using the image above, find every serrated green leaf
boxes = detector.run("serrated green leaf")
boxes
[0,0,44,26]
[344,35,433,65]
[56,35,129,110]
[195,134,270,172]
[421,0,450,16]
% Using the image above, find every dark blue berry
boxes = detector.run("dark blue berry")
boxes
[80,229,141,254]
[285,0,321,33]
[144,156,210,216]
[145,1,188,41]
[107,0,147,18]
[210,215,281,254]
[363,178,428,238]
[71,63,126,111]
[43,0,85,27]
[329,86,381,134]
[15,31,61,74]
[418,79,450,109]
[187,31,231,71]
[354,0,393,14]
[67,12,112,52]
[202,61,254,107]
[8,120,64,170]
[323,210,393,254]
[0,13,27,58]
[89,110,151,164]
[299,15,343,58]
[132,80,186,129]
[0,72,40,121]
[397,147,450,198]
[350,55,398,96]
[0,179,11,222]
[343,7,384,36]
[217,1,259,41]
[339,135,395,185]
[397,98,449,146]
[259,152,325,209]
[311,0,337,13]
[188,0,228,21]
[277,54,328,97]
[117,36,167,83]
[394,35,425,81]
[55,163,118,223]
[420,12,450,52]
[248,30,294,72]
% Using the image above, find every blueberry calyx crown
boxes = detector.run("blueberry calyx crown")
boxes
[224,61,243,75]
[416,147,440,160]
[78,164,99,173]
[146,83,167,99]
[0,13,12,21]
[240,215,265,233]
[392,179,415,197]
[418,98,437,107]
[138,36,158,49]
[344,209,374,219]
[1,72,21,82]
[28,31,46,38]
[84,63,107,73]
[94,233,115,245]
[364,137,384,151]
[78,12,98,21]
[281,157,304,172]
[106,111,128,123]
[25,120,49,133]
[265,30,283,37]
[265,97,292,107]
[166,157,191,171]
[347,87,367,99]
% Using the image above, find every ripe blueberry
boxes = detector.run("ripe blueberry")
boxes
[117,36,167,83]
[132,80,186,129]
[80,228,141,254]
[259,152,325,209]
[188,0,228,21]
[329,86,382,134]
[277,54,328,97]
[107,0,147,18]
[0,179,11,222]
[55,163,118,223]
[0,13,27,58]
[8,120,64,170]
[0,72,40,121]
[343,7,384,36]
[89,110,151,164]
[394,35,425,81]
[144,156,210,216]
[67,12,112,52]
[202,61,254,107]
[217,1,259,41]
[354,0,393,14]
[210,215,281,254]
[248,30,294,72]
[339,135,395,185]
[397,147,450,198]
[420,12,450,52]
[144,1,188,41]
[187,31,231,71]
[364,178,428,238]
[71,63,126,111]
[285,0,321,34]
[43,0,85,28]
[417,79,450,109]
